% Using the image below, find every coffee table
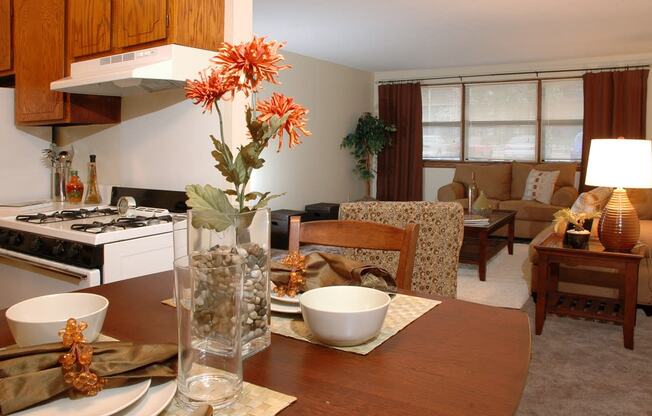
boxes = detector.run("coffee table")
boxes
[460,210,516,281]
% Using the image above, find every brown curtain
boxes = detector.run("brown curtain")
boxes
[579,69,649,190]
[377,83,423,200]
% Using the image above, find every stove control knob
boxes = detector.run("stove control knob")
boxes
[66,244,82,258]
[30,238,44,252]
[9,233,23,247]
[52,241,65,257]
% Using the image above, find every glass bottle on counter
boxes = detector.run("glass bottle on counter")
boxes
[84,154,101,205]
[66,170,84,203]
[468,172,478,213]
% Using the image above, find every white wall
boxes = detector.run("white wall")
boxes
[373,52,652,200]
[57,51,372,210]
[0,88,51,203]
[250,51,373,210]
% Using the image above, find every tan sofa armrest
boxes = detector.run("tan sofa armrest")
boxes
[437,182,465,201]
[551,186,578,207]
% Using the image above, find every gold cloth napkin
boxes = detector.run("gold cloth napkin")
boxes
[271,251,396,292]
[0,341,177,415]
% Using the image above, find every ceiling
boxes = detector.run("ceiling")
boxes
[253,0,652,72]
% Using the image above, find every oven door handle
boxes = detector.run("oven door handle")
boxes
[0,248,93,280]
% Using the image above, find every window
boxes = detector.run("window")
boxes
[541,79,583,162]
[421,78,584,163]
[422,85,462,160]
[465,82,537,161]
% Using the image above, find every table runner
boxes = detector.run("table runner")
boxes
[164,294,441,355]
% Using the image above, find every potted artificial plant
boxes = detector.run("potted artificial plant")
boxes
[341,112,396,200]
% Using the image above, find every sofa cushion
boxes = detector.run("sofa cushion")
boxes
[627,188,652,220]
[571,186,612,214]
[453,163,511,201]
[511,162,577,199]
[522,169,560,204]
[498,199,563,222]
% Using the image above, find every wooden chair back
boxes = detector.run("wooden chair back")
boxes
[287,217,420,290]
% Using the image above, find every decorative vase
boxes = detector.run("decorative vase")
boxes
[176,208,271,358]
[566,229,590,249]
[472,190,492,217]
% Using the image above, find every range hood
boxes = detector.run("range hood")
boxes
[50,44,215,97]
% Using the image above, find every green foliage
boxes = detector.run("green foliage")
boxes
[341,112,396,180]
[186,106,292,230]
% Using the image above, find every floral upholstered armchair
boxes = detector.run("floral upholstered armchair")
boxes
[339,201,464,298]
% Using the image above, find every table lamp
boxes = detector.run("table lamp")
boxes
[585,138,652,252]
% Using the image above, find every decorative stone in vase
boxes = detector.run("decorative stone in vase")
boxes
[181,209,271,358]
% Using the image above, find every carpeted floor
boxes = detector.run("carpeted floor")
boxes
[463,244,652,415]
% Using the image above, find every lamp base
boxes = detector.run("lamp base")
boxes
[598,188,639,252]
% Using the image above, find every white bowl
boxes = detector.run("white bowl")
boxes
[6,293,109,347]
[299,286,390,347]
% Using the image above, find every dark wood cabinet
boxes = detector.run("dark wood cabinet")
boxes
[69,0,224,62]
[112,0,167,49]
[14,0,120,125]
[0,0,13,75]
[69,0,111,58]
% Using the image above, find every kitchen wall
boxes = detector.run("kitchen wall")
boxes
[0,88,51,203]
[57,51,373,210]
[373,52,652,200]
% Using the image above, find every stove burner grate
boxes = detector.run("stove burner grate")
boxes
[16,207,119,224]
[70,215,173,234]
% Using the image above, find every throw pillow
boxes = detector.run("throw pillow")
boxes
[522,169,559,204]
[571,187,612,214]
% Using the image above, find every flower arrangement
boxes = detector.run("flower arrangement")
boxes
[553,208,600,234]
[184,37,311,231]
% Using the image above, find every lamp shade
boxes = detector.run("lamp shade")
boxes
[585,139,652,188]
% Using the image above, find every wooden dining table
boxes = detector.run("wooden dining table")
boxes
[0,273,531,416]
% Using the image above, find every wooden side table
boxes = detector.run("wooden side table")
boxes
[534,233,643,349]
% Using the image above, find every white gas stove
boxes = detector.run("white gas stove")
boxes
[0,188,187,308]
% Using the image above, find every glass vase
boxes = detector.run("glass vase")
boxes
[174,208,271,358]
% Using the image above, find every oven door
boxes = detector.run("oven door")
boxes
[0,248,101,309]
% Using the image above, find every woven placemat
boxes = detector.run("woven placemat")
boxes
[271,294,440,355]
[161,383,296,416]
[162,295,441,355]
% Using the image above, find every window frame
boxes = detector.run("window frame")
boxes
[421,76,583,168]
[421,84,464,161]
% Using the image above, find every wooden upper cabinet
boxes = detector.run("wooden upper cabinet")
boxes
[113,0,168,49]
[69,0,111,58]
[13,0,120,125]
[14,0,65,123]
[0,0,12,74]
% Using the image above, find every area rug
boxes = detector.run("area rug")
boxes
[456,243,530,309]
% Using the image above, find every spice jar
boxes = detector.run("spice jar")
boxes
[66,170,84,203]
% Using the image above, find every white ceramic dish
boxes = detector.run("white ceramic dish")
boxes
[271,300,302,314]
[299,286,390,347]
[6,293,109,347]
[13,379,151,416]
[270,282,301,305]
[115,380,177,416]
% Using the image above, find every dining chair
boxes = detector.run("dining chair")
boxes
[287,217,420,290]
[339,201,464,297]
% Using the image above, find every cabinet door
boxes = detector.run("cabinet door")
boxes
[113,0,167,49]
[0,0,11,72]
[14,0,65,123]
[69,0,111,58]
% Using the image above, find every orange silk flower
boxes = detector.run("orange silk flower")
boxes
[257,93,311,151]
[211,36,290,95]
[185,70,235,112]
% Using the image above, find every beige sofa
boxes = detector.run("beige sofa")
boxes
[524,188,652,307]
[437,162,578,239]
